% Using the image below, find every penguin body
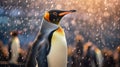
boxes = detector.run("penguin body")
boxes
[47,27,67,67]
[9,31,20,64]
[26,20,58,67]
[10,37,20,61]
[83,43,103,67]
[26,10,76,67]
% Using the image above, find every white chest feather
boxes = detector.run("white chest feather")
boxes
[47,28,67,67]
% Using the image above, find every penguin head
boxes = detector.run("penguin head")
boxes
[10,31,18,37]
[44,10,76,24]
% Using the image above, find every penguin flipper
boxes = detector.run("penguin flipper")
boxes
[26,35,47,67]
[26,35,49,67]
[8,39,12,60]
[36,38,49,67]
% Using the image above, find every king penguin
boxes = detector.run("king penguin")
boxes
[26,10,76,67]
[8,31,20,64]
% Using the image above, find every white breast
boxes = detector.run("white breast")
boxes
[47,28,67,67]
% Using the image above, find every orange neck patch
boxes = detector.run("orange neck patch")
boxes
[57,27,64,35]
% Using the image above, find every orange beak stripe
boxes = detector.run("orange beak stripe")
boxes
[59,12,71,16]
[44,12,50,22]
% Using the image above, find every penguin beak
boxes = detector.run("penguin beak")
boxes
[59,10,76,16]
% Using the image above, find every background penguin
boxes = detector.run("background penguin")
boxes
[26,10,76,67]
[83,42,103,67]
[8,30,20,64]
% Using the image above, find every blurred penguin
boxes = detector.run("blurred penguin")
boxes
[113,46,120,67]
[83,42,103,67]
[102,48,115,67]
[8,30,20,64]
[71,34,84,67]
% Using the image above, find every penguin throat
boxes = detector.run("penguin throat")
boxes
[53,22,59,25]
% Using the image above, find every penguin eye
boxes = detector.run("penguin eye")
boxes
[53,12,57,16]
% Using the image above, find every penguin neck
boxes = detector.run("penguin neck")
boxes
[41,20,59,35]
[12,36,18,39]
[12,36,19,41]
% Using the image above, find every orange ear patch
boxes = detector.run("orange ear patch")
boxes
[44,12,50,22]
